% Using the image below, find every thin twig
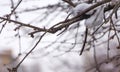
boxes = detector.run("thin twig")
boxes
[80,28,88,55]
[10,0,22,15]
[16,32,47,69]
[93,40,101,72]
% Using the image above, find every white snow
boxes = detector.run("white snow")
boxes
[85,5,104,28]
[71,3,94,16]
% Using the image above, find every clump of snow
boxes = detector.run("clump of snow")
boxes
[85,5,104,28]
[71,3,94,16]
[71,3,105,33]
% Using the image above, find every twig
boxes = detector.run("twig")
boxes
[80,28,88,55]
[10,0,22,16]
[0,0,22,34]
[93,41,101,72]
[0,17,50,32]
[16,32,47,69]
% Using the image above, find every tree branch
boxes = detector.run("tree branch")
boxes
[0,0,113,35]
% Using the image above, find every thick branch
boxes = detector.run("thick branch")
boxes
[49,0,112,33]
